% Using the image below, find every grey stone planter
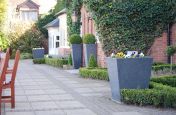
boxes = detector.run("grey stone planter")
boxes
[71,44,82,69]
[32,48,45,59]
[84,44,97,67]
[106,57,153,102]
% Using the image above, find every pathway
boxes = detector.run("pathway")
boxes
[3,60,176,115]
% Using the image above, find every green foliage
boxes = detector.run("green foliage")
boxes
[45,57,68,68]
[66,0,83,36]
[36,13,56,37]
[33,58,45,64]
[0,0,7,30]
[84,0,176,55]
[152,62,165,66]
[69,34,82,44]
[79,67,109,80]
[88,54,97,68]
[152,64,176,71]
[166,45,176,56]
[0,32,8,50]
[53,0,66,14]
[20,53,32,59]
[68,54,72,65]
[151,76,176,87]
[121,81,176,108]
[83,34,96,44]
[10,25,44,53]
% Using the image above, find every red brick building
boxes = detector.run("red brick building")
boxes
[80,6,176,67]
[81,6,106,67]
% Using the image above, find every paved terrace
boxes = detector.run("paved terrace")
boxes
[2,60,176,115]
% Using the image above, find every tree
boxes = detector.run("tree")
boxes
[53,0,66,14]
[84,0,176,55]
[0,0,7,30]
[36,13,56,38]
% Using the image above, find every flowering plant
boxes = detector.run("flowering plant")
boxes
[111,51,144,58]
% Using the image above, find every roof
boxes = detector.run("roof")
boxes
[43,18,59,28]
[17,0,40,9]
[55,8,67,16]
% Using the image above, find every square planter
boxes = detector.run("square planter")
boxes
[106,57,153,102]
[71,44,82,69]
[32,48,45,59]
[84,44,97,67]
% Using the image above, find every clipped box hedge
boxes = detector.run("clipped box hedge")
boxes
[121,81,176,108]
[151,76,176,87]
[79,68,109,81]
[152,64,176,71]
[45,57,68,68]
[33,58,45,64]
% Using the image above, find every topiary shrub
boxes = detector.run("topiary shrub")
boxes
[68,54,72,65]
[69,34,82,44]
[88,54,97,68]
[83,34,96,44]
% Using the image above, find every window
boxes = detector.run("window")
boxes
[55,36,60,48]
[56,36,60,40]
[56,42,60,48]
[21,11,38,21]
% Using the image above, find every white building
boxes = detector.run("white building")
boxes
[44,9,70,56]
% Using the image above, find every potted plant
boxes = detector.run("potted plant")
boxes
[32,48,45,59]
[166,45,176,73]
[69,34,82,69]
[106,52,153,102]
[83,34,97,67]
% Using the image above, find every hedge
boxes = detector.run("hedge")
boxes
[45,57,68,68]
[79,68,109,81]
[151,76,176,87]
[33,58,45,64]
[152,64,176,71]
[121,82,176,108]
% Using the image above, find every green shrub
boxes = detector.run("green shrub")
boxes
[83,34,96,44]
[152,62,165,66]
[20,53,32,59]
[45,57,68,68]
[79,68,109,80]
[151,76,176,87]
[166,46,176,56]
[69,34,82,44]
[33,58,45,64]
[68,54,72,65]
[121,82,176,108]
[88,55,97,68]
[152,64,176,71]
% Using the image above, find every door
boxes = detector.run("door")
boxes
[55,36,60,55]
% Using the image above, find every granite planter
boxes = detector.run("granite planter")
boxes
[71,44,82,69]
[106,57,153,102]
[84,44,97,67]
[32,48,45,59]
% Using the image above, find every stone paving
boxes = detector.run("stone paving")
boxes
[2,60,176,115]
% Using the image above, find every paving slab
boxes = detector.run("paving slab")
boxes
[2,60,176,115]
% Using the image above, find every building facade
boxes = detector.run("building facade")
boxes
[81,6,176,67]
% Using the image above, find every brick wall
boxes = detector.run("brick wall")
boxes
[149,24,176,64]
[149,32,168,63]
[81,6,106,67]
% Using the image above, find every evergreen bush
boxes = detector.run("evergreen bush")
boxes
[69,34,82,44]
[83,34,96,44]
[88,54,97,68]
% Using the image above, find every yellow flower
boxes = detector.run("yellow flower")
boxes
[116,52,125,58]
